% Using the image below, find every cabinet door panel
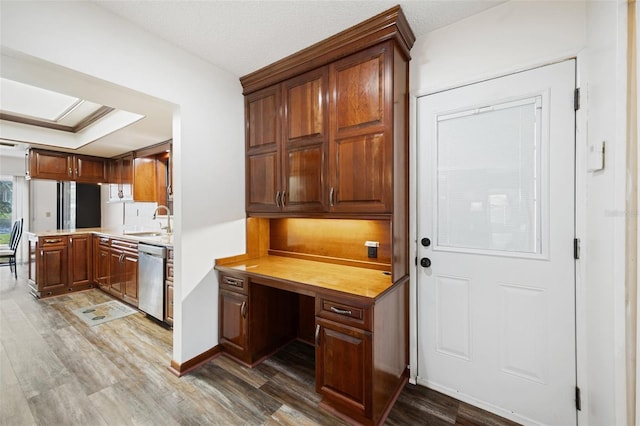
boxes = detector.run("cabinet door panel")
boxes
[316,318,372,416]
[284,146,325,211]
[39,246,68,291]
[69,235,92,288]
[96,246,110,289]
[286,74,325,140]
[219,290,248,354]
[333,51,386,133]
[31,150,72,180]
[247,90,279,150]
[282,68,328,212]
[75,156,107,182]
[123,254,139,306]
[109,250,123,296]
[332,133,390,212]
[247,153,279,211]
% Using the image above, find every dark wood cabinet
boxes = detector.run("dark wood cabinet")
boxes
[245,85,281,212]
[245,68,329,214]
[316,317,372,418]
[225,6,414,425]
[108,153,133,201]
[37,236,69,294]
[165,248,174,325]
[68,234,92,288]
[28,149,107,183]
[328,44,393,213]
[243,42,404,216]
[219,288,249,360]
[74,155,108,183]
[109,238,139,306]
[29,234,99,298]
[94,236,110,291]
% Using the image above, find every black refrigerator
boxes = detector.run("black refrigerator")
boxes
[57,182,101,229]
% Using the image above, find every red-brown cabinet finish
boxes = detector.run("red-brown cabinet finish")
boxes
[328,43,393,213]
[219,288,249,361]
[28,149,107,183]
[94,236,111,291]
[69,234,92,288]
[245,86,281,212]
[37,236,69,294]
[316,317,373,419]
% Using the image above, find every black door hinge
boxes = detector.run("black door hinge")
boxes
[575,386,582,411]
[574,88,580,111]
[574,238,580,260]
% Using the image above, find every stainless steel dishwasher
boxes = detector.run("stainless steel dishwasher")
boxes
[138,243,166,321]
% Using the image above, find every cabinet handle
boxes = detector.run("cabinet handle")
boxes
[329,187,335,206]
[315,324,321,346]
[44,239,62,244]
[330,306,352,316]
[275,191,281,207]
[101,253,106,257]
[281,191,286,206]
[241,301,247,319]
[119,253,125,263]
[68,167,72,177]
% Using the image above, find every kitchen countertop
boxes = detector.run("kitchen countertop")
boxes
[27,228,174,247]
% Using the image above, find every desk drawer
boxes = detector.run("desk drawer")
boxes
[317,296,371,330]
[220,274,247,294]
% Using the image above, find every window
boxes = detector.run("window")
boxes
[0,177,13,244]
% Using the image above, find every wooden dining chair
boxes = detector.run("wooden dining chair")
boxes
[0,218,23,279]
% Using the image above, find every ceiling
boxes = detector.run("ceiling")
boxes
[0,0,502,160]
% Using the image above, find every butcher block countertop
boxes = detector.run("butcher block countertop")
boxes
[26,228,174,247]
[215,255,394,300]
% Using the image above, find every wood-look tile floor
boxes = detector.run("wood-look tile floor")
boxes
[0,266,519,425]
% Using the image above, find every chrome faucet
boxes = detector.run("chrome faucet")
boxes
[153,205,172,234]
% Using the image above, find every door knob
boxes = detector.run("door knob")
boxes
[421,238,431,247]
[420,257,431,268]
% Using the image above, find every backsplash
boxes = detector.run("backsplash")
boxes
[101,186,172,232]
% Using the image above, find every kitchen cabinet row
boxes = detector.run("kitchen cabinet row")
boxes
[27,232,174,325]
[26,143,173,205]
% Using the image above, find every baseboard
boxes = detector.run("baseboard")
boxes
[168,345,222,377]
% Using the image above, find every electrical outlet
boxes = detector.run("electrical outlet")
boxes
[365,241,379,259]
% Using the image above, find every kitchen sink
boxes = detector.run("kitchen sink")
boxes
[124,231,165,237]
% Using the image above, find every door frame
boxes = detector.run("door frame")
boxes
[408,57,587,424]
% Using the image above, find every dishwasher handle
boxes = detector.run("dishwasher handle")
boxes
[138,244,166,258]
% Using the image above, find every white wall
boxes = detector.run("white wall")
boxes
[0,154,26,177]
[29,180,57,232]
[410,1,628,425]
[0,1,246,364]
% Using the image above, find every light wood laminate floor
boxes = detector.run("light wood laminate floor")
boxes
[0,266,519,425]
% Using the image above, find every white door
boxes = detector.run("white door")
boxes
[416,60,576,426]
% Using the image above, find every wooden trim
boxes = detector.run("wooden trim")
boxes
[73,106,114,132]
[167,345,223,377]
[1,106,114,133]
[239,5,415,95]
[135,140,172,158]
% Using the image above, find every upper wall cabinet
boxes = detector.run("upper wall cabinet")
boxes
[108,153,133,201]
[27,148,108,183]
[246,67,328,213]
[241,6,414,216]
